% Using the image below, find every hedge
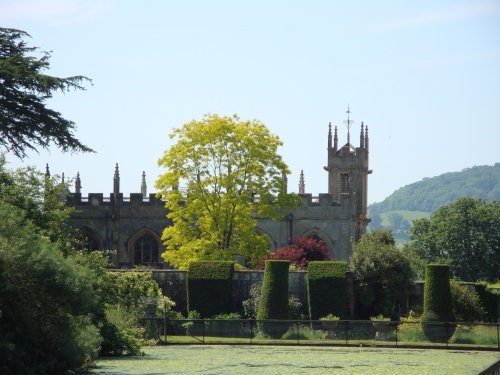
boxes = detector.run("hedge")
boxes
[257,260,290,320]
[423,264,454,321]
[422,264,455,342]
[475,283,500,322]
[307,261,347,319]
[187,261,234,318]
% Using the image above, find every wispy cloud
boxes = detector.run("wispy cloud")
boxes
[362,1,500,34]
[0,0,111,24]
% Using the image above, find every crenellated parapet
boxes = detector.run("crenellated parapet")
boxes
[67,193,165,207]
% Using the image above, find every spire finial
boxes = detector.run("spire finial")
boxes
[113,163,120,196]
[344,105,354,144]
[328,122,332,150]
[360,122,365,148]
[75,172,82,194]
[334,125,338,151]
[299,170,305,194]
[365,125,369,151]
[141,171,147,197]
[45,163,50,178]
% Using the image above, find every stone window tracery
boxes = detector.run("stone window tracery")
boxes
[341,173,350,194]
[134,233,159,265]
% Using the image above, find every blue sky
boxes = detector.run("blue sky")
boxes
[2,0,499,204]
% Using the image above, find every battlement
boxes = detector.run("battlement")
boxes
[298,193,345,206]
[67,193,165,206]
[68,192,346,208]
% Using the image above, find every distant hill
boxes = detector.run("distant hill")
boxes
[368,163,500,240]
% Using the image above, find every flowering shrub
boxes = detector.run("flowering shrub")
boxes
[397,312,426,343]
[258,237,329,270]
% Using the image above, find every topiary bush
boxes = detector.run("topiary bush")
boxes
[307,261,347,320]
[187,261,234,318]
[257,260,290,338]
[421,264,456,342]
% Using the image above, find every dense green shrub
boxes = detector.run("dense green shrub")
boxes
[242,282,262,319]
[257,261,290,320]
[351,230,414,319]
[243,281,304,319]
[422,264,456,342]
[106,271,165,321]
[307,261,347,320]
[100,304,149,356]
[475,283,500,322]
[288,296,305,319]
[75,255,176,356]
[187,261,234,317]
[0,203,102,374]
[450,281,485,322]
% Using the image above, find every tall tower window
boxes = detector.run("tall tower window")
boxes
[341,173,350,194]
[134,234,159,265]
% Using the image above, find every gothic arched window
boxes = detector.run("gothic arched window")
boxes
[134,234,159,265]
[82,234,100,251]
[76,228,102,252]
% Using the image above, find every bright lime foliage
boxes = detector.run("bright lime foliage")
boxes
[156,114,302,269]
[307,261,348,319]
[257,260,290,320]
[187,261,234,317]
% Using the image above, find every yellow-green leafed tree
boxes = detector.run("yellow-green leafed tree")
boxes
[156,114,302,269]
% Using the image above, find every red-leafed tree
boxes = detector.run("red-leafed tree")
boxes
[258,237,329,270]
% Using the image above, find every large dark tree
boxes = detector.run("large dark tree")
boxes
[409,198,500,281]
[350,229,414,319]
[0,27,93,158]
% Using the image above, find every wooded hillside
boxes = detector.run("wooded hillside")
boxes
[368,164,500,239]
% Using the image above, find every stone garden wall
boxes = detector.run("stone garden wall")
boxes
[146,269,355,317]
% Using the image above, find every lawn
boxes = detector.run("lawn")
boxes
[91,345,499,375]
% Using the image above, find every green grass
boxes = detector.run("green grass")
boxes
[91,345,499,375]
[380,210,431,226]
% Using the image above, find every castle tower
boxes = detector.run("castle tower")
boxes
[324,108,371,241]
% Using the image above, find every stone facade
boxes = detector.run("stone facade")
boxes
[66,118,370,268]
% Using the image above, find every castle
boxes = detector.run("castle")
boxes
[66,115,371,268]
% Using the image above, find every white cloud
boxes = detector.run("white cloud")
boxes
[362,1,500,34]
